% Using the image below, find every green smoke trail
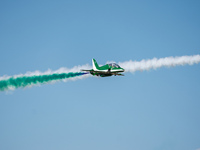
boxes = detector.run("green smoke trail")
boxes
[0,72,87,91]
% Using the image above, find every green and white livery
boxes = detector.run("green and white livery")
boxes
[82,59,125,77]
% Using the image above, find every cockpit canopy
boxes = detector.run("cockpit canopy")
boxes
[107,63,121,68]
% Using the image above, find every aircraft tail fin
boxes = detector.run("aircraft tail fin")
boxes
[92,59,99,70]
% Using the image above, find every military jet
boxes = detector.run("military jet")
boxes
[82,59,125,77]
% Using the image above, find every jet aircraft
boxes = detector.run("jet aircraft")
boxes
[82,59,125,77]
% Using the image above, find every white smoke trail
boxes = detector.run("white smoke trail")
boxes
[1,55,199,81]
[0,64,92,81]
[1,54,199,91]
[118,55,200,73]
[1,54,199,80]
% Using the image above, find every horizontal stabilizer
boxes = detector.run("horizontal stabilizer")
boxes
[81,69,91,72]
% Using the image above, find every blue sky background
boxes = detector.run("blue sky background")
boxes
[0,0,200,150]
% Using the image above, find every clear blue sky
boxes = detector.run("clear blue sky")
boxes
[0,0,200,150]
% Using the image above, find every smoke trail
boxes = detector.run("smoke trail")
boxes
[118,55,200,73]
[0,72,88,91]
[1,54,199,91]
[0,64,92,91]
